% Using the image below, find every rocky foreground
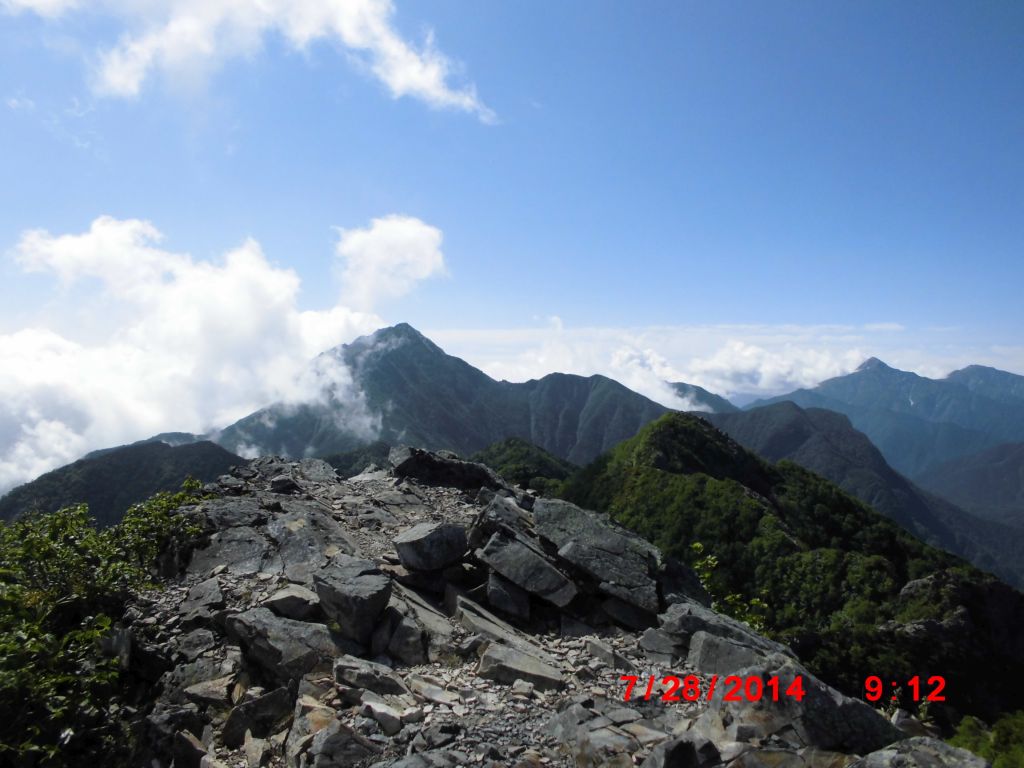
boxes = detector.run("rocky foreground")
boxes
[115,447,986,768]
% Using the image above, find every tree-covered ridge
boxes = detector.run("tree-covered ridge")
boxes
[0,440,242,527]
[561,412,1024,726]
[469,437,578,494]
[705,402,1024,588]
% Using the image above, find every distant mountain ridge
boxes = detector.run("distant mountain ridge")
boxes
[705,402,1024,588]
[754,358,1024,477]
[218,323,684,465]
[916,442,1024,530]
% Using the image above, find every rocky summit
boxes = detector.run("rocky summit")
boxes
[115,449,985,768]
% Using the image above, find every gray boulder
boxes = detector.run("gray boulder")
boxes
[851,737,989,768]
[304,719,381,767]
[687,631,770,675]
[646,598,792,663]
[285,695,338,768]
[298,458,340,484]
[695,653,903,755]
[314,555,392,645]
[389,446,505,491]
[225,608,346,682]
[453,594,554,663]
[222,686,294,748]
[265,584,321,621]
[730,749,806,768]
[468,494,532,548]
[640,734,720,768]
[394,522,468,572]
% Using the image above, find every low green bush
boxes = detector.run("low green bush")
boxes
[950,711,1024,768]
[0,480,204,765]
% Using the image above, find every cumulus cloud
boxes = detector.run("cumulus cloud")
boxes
[683,340,865,398]
[336,214,446,311]
[4,0,494,121]
[0,213,445,492]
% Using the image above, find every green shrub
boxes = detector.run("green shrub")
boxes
[0,481,203,765]
[951,712,1024,768]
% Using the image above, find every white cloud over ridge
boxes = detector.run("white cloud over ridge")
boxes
[429,319,1024,409]
[3,0,494,121]
[0,213,446,492]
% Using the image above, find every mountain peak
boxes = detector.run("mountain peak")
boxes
[382,321,423,338]
[365,322,426,344]
[341,323,433,356]
[856,357,892,373]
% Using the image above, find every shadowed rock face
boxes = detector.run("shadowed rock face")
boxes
[118,448,969,768]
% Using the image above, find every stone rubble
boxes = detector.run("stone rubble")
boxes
[110,451,985,768]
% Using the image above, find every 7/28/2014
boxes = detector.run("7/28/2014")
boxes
[620,674,807,703]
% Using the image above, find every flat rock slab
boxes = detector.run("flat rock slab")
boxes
[454,594,554,664]
[477,531,577,608]
[334,654,409,696]
[188,527,281,577]
[265,499,357,584]
[195,497,268,529]
[476,643,564,691]
[534,498,660,614]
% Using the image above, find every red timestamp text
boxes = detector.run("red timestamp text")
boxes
[620,674,806,703]
[864,675,946,703]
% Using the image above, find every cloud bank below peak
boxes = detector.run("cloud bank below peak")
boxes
[0,212,446,493]
[3,0,495,122]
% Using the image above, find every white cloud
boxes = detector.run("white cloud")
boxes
[1,0,77,17]
[4,0,494,121]
[683,340,865,398]
[336,214,446,311]
[5,95,36,111]
[428,320,1024,408]
[0,213,445,492]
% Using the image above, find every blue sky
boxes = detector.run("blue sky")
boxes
[0,0,1022,486]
